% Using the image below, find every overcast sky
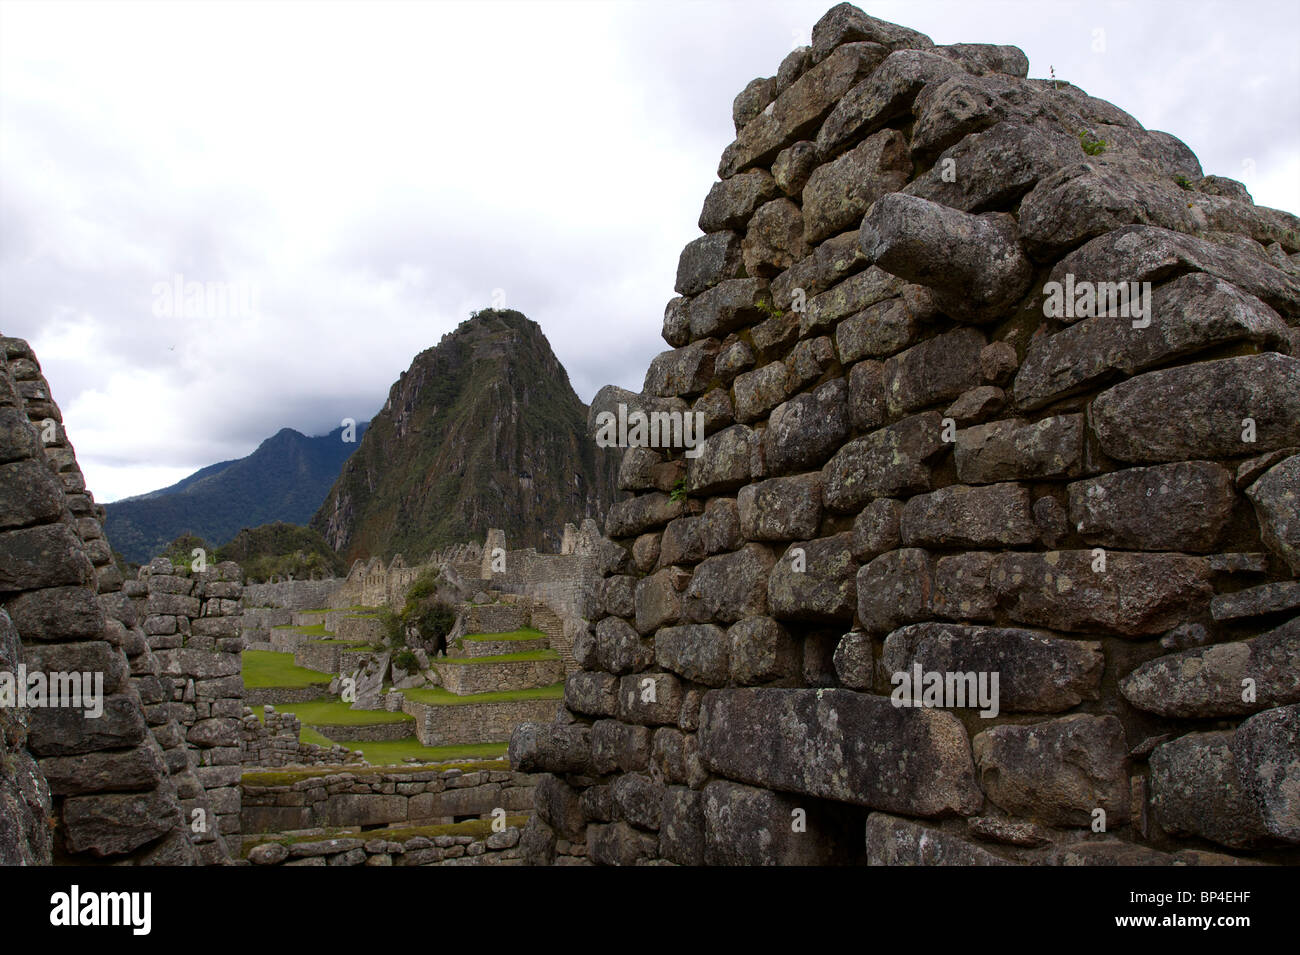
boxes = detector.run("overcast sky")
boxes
[2,0,1297,503]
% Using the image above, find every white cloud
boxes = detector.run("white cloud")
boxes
[2,0,1296,502]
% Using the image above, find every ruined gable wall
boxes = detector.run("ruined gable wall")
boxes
[0,336,215,864]
[510,4,1300,866]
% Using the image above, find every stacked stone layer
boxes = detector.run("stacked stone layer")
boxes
[511,4,1300,866]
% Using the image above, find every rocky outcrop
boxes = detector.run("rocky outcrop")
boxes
[512,4,1300,866]
[312,309,619,563]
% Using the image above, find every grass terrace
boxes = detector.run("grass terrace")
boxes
[272,623,328,636]
[267,700,413,728]
[241,650,333,689]
[439,649,559,665]
[402,682,564,706]
[460,627,546,642]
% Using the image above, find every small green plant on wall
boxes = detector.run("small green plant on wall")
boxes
[1079,129,1107,156]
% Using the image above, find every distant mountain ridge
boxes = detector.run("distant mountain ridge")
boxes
[103,421,367,563]
[312,309,618,563]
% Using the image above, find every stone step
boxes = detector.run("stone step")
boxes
[433,654,564,696]
[292,610,330,628]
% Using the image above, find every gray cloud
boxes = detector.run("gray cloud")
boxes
[2,0,1295,501]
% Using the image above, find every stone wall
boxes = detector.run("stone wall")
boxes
[0,336,210,864]
[241,765,536,834]
[438,658,565,696]
[245,826,525,866]
[510,4,1300,866]
[406,697,563,747]
[239,705,364,767]
[122,559,246,857]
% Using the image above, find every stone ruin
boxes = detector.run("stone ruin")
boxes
[509,4,1300,865]
[3,3,1299,869]
[1,336,237,864]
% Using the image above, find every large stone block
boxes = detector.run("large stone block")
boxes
[683,544,775,624]
[883,327,985,416]
[865,812,1012,865]
[989,550,1212,636]
[823,411,947,511]
[764,379,850,475]
[0,524,94,593]
[900,483,1037,548]
[703,780,857,865]
[1089,354,1300,463]
[62,789,181,857]
[816,49,955,155]
[596,616,654,674]
[972,714,1129,827]
[564,671,619,718]
[881,622,1103,713]
[859,194,1032,322]
[1247,454,1300,575]
[719,41,889,177]
[655,624,729,687]
[1148,732,1271,849]
[856,548,932,634]
[643,340,718,399]
[617,673,685,727]
[727,616,799,684]
[954,415,1084,484]
[658,786,705,865]
[26,694,148,757]
[1233,704,1300,843]
[0,459,65,530]
[686,424,756,495]
[611,772,666,831]
[767,533,858,622]
[1067,461,1236,552]
[1120,617,1300,718]
[1048,224,1300,321]
[508,722,591,774]
[698,688,982,817]
[675,233,742,296]
[1015,273,1290,411]
[634,568,682,635]
[738,473,823,541]
[803,128,909,244]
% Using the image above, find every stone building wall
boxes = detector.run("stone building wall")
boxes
[239,705,364,767]
[510,4,1300,866]
[122,559,246,857]
[244,826,525,866]
[0,336,211,864]
[241,765,536,834]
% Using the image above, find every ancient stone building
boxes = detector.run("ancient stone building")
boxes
[510,4,1300,865]
[0,336,227,864]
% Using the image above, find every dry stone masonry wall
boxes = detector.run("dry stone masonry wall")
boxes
[511,4,1300,866]
[0,336,216,864]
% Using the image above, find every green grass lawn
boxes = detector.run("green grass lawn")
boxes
[272,622,328,636]
[461,627,546,642]
[241,650,333,689]
[440,649,559,665]
[294,725,509,766]
[271,699,413,727]
[403,682,564,706]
